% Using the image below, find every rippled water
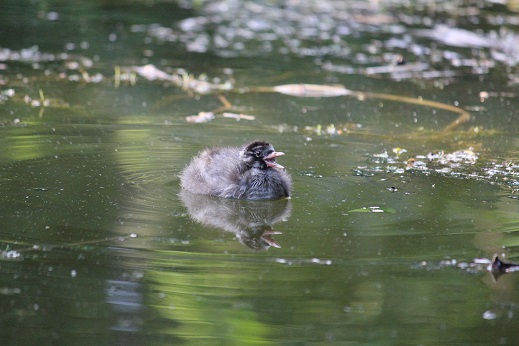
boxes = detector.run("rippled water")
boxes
[2,0,519,345]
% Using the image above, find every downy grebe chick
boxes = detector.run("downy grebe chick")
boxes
[180,140,291,200]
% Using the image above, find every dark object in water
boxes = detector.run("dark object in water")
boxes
[180,140,291,200]
[491,255,519,273]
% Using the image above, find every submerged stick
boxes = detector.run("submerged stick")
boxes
[130,66,470,132]
[0,234,137,256]
[360,91,471,133]
[248,84,470,133]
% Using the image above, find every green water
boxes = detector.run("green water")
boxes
[1,0,519,345]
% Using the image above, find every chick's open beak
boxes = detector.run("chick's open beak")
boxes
[264,151,285,169]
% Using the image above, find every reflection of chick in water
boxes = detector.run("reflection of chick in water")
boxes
[180,190,291,251]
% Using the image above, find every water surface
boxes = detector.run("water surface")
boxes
[1,1,519,345]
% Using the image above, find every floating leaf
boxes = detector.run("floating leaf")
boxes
[185,111,215,123]
[221,112,255,121]
[349,206,396,213]
[273,84,352,97]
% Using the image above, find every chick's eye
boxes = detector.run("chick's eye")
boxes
[254,151,262,158]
